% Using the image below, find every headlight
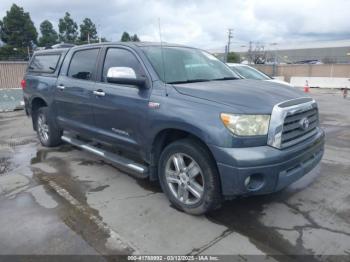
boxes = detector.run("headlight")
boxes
[220,113,270,136]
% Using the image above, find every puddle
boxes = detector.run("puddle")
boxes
[204,163,327,260]
[205,158,350,260]
[206,195,320,261]
[0,136,37,147]
[31,144,74,165]
[0,157,11,175]
[89,185,110,193]
[30,147,134,256]
[28,143,327,258]
[77,155,162,194]
[136,179,162,193]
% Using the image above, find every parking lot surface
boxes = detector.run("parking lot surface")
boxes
[0,89,349,261]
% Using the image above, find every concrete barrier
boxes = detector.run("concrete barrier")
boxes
[273,76,285,81]
[290,77,350,89]
[0,88,24,112]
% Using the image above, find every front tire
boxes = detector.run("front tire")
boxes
[35,107,62,147]
[158,138,221,215]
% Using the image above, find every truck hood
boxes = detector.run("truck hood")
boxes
[172,79,306,113]
[266,79,295,88]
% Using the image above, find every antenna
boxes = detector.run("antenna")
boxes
[158,18,168,95]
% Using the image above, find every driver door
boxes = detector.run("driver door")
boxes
[91,47,151,154]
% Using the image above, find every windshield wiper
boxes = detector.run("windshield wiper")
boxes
[212,76,240,81]
[167,79,212,84]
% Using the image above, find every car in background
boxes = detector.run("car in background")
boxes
[226,63,294,88]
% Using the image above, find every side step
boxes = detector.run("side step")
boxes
[61,135,149,178]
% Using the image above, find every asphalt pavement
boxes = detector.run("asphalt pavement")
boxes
[0,89,349,261]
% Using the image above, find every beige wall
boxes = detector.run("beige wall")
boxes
[0,62,27,89]
[253,64,350,82]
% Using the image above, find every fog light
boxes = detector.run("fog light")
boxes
[244,173,265,191]
[244,176,251,187]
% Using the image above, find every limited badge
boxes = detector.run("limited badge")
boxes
[148,102,160,109]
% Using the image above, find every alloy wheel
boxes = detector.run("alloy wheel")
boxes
[165,153,204,205]
[37,114,49,142]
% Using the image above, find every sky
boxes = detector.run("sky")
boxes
[1,0,350,51]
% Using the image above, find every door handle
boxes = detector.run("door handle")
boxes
[93,90,105,97]
[57,84,65,90]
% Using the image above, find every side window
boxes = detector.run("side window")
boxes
[68,49,99,80]
[102,48,143,81]
[29,54,61,73]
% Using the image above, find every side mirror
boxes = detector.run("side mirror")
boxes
[106,67,146,87]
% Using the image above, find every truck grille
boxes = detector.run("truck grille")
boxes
[267,98,319,149]
[281,107,319,148]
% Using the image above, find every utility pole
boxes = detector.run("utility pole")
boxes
[270,42,278,76]
[27,46,30,60]
[226,29,234,62]
[98,24,101,43]
[248,41,253,64]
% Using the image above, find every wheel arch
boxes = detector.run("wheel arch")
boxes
[30,96,48,130]
[149,127,219,182]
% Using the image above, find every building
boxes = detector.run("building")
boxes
[209,39,350,64]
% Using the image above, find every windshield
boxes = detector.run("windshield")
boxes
[230,65,271,80]
[141,46,240,84]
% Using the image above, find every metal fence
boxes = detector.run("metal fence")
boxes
[0,62,27,89]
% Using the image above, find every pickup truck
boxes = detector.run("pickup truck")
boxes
[22,42,325,215]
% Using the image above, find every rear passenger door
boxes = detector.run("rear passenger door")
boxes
[91,47,151,154]
[54,48,100,136]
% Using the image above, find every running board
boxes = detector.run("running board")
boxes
[61,135,148,178]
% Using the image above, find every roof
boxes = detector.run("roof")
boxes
[33,48,70,55]
[32,41,198,56]
[70,41,190,49]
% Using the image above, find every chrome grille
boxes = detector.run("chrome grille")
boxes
[281,108,319,148]
[267,98,319,149]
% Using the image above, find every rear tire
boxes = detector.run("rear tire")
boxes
[158,138,221,215]
[35,107,62,147]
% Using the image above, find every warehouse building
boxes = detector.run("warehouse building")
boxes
[210,39,350,64]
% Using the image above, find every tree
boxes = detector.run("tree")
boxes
[120,32,140,42]
[58,12,78,43]
[227,52,240,63]
[79,18,97,43]
[0,4,38,47]
[0,45,28,60]
[38,20,58,47]
[120,32,131,42]
[100,37,108,42]
[130,34,140,42]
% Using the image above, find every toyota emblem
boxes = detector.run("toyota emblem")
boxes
[299,117,310,130]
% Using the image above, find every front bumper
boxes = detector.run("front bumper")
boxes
[209,128,325,197]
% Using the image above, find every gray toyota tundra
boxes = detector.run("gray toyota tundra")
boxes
[22,42,325,215]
